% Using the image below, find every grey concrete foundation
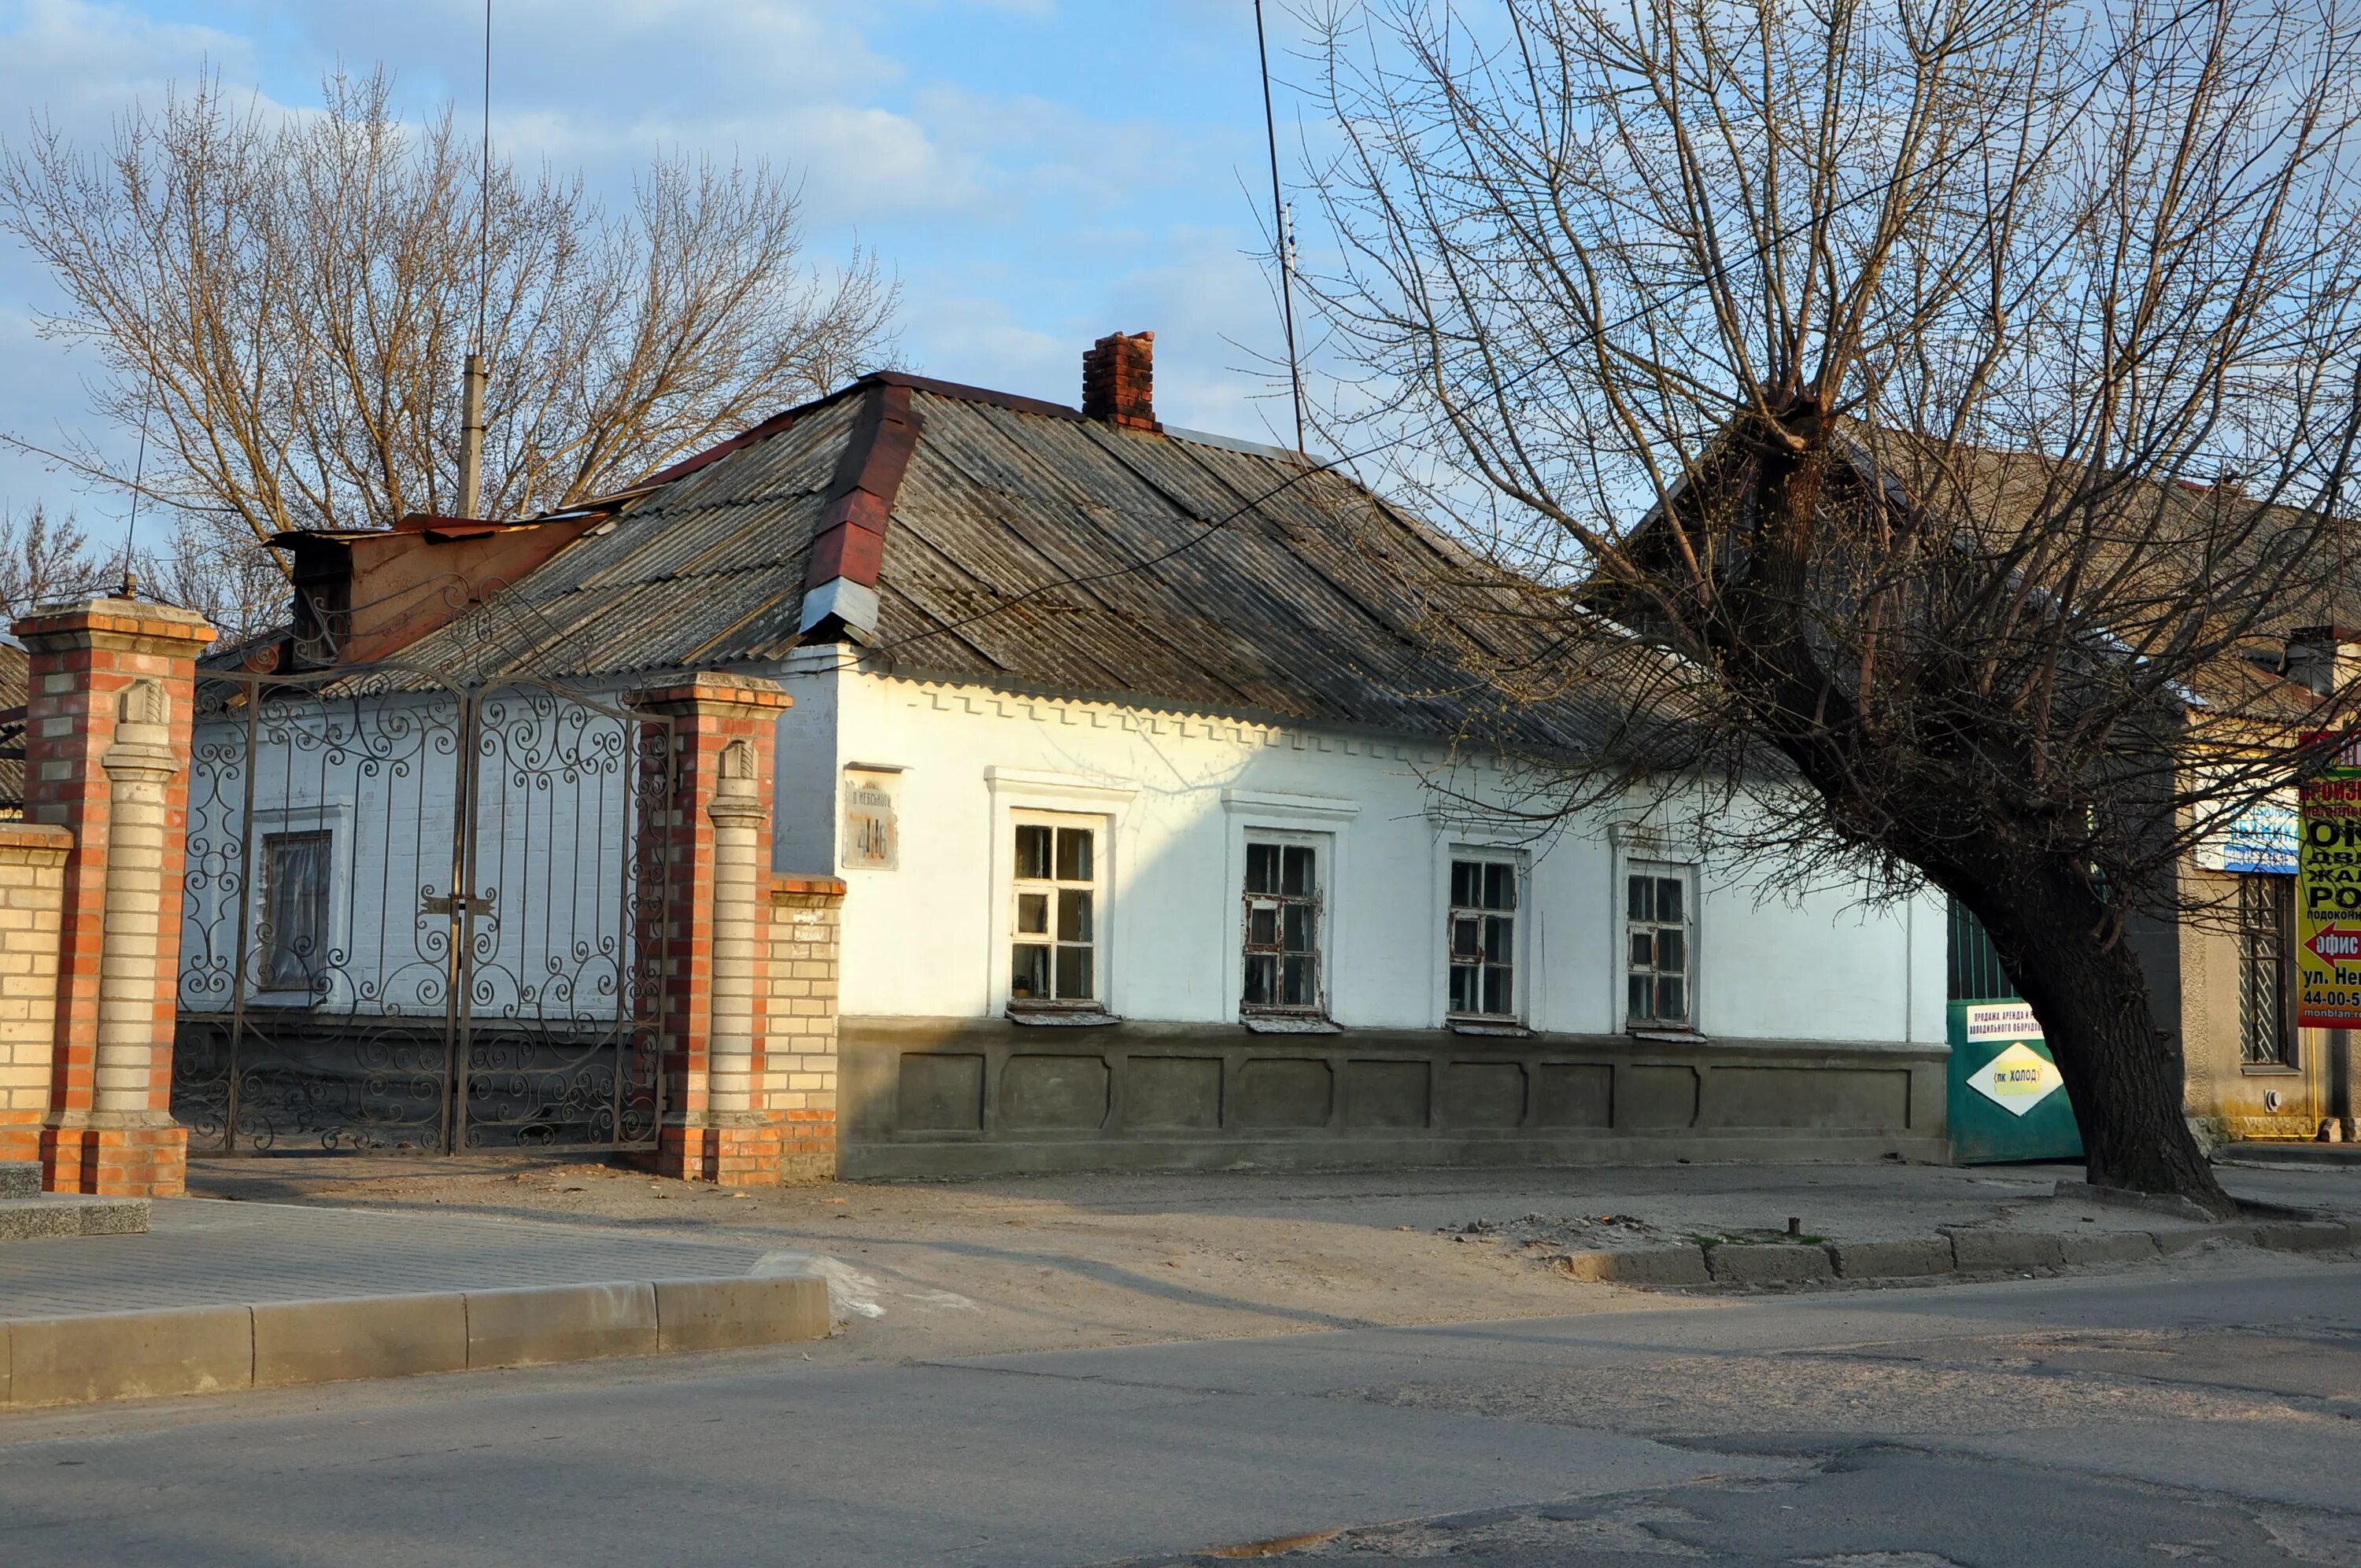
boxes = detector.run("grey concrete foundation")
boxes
[841,1018,1947,1179]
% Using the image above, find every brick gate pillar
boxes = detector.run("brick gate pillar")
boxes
[625,673,791,1185]
[13,597,216,1197]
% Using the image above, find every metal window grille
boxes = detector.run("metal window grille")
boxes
[1624,866,1690,1026]
[2237,875,2296,1067]
[258,831,331,995]
[1242,838,1322,1013]
[1010,817,1099,1005]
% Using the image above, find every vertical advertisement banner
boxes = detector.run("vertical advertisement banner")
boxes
[2296,732,2361,1028]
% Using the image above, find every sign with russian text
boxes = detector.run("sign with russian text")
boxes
[2194,788,2298,875]
[841,768,900,871]
[1968,1040,2066,1116]
[2296,732,2361,1027]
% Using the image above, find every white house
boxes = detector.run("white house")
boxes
[194,332,1949,1173]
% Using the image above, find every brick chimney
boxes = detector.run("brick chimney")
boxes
[1081,330,1157,431]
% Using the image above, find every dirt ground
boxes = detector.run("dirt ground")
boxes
[182,1155,2355,1365]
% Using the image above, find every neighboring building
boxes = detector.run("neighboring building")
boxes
[186,333,1950,1175]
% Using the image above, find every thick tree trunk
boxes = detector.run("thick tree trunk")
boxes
[1724,425,2237,1215]
[1949,861,2234,1216]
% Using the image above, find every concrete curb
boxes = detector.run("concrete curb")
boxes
[1558,1216,2359,1293]
[0,1273,828,1411]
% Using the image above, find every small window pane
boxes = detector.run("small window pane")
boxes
[1011,943,1050,999]
[1281,955,1314,1006]
[1016,892,1049,935]
[1656,877,1683,924]
[1483,965,1509,1016]
[1656,929,1684,974]
[1628,973,1653,1020]
[1483,862,1515,911]
[1014,825,1052,880]
[1451,861,1477,906]
[1483,916,1511,963]
[1450,965,1476,1012]
[1629,931,1653,968]
[1628,875,1652,921]
[1244,954,1276,1004]
[1055,944,1093,1000]
[1452,915,1480,960]
[1246,843,1280,894]
[1282,902,1313,952]
[1248,902,1277,946]
[1656,976,1685,1020]
[261,832,331,992]
[1282,846,1314,896]
[1055,827,1092,883]
[1057,889,1092,943]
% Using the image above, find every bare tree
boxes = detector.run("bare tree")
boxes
[0,502,113,614]
[133,513,290,646]
[0,68,899,553]
[1304,0,2361,1208]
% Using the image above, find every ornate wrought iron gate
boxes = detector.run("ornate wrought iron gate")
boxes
[171,664,674,1153]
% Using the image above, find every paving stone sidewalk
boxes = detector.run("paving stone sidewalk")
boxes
[0,1200,769,1320]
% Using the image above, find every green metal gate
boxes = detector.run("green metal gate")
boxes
[1945,898,2084,1164]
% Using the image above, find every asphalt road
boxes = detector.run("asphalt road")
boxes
[2,1257,2355,1566]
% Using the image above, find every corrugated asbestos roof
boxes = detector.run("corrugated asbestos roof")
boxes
[390,374,1628,751]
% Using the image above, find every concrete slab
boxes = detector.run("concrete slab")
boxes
[1948,1229,2066,1271]
[5,1306,251,1407]
[252,1293,467,1389]
[1829,1238,1953,1278]
[465,1282,658,1369]
[2252,1218,2355,1253]
[653,1276,829,1352]
[1705,1243,1833,1284]
[1554,1244,1710,1286]
[0,1195,149,1242]
[2060,1230,2160,1267]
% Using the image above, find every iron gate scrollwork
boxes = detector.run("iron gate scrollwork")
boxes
[171,663,675,1153]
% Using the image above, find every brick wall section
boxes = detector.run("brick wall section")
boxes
[0,824,69,1165]
[764,873,844,1182]
[13,597,214,1197]
[623,673,792,1186]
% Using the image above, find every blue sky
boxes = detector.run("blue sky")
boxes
[0,0,1320,540]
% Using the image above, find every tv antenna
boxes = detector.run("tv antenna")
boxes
[1254,0,1306,456]
[457,0,492,518]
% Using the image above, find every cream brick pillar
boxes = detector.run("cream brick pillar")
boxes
[94,681,179,1113]
[705,741,765,1117]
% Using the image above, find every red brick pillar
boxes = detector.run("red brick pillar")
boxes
[625,673,791,1185]
[14,597,216,1197]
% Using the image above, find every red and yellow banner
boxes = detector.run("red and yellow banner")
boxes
[2297,731,2361,1028]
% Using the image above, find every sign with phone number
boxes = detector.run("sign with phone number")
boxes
[2297,732,2361,1028]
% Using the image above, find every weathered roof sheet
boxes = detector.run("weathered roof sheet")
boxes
[390,374,1631,752]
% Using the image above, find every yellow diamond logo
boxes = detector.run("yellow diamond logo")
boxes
[1971,1041,2064,1117]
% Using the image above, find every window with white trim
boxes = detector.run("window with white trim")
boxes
[1447,854,1520,1020]
[1009,813,1101,1007]
[1624,862,1693,1028]
[1242,833,1325,1015]
[259,830,332,994]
